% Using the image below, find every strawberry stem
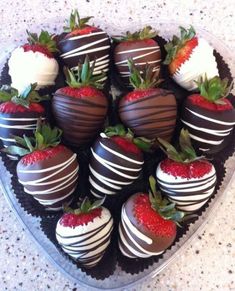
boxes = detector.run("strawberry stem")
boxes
[113,26,157,42]
[128,59,162,89]
[63,9,93,32]
[26,30,58,53]
[104,124,154,152]
[64,55,105,90]
[0,83,49,108]
[1,119,62,157]
[63,196,105,214]
[164,26,196,65]
[195,75,233,104]
[148,176,184,223]
[158,128,203,163]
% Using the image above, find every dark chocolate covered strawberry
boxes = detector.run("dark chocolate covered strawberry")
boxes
[156,129,217,212]
[119,60,177,142]
[3,121,79,210]
[52,56,108,147]
[119,176,184,258]
[181,76,235,154]
[89,124,152,198]
[58,9,110,78]
[164,26,218,91]
[114,26,161,85]
[0,84,48,160]
[8,30,59,92]
[56,197,113,268]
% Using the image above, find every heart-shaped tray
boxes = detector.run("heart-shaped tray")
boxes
[0,20,235,290]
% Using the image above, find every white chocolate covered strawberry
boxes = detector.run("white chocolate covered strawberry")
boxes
[164,26,218,91]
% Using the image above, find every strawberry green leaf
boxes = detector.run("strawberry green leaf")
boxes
[128,58,162,89]
[158,129,201,163]
[0,85,18,102]
[1,145,30,156]
[64,56,105,89]
[164,26,196,65]
[113,26,157,42]
[195,75,233,103]
[64,9,93,32]
[90,196,105,210]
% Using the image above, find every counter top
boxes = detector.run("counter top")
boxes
[0,0,235,290]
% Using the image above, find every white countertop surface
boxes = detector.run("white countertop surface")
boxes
[0,0,235,290]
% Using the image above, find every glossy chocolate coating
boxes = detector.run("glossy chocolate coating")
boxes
[118,193,176,258]
[89,136,144,198]
[181,98,235,153]
[16,146,79,210]
[52,91,108,147]
[114,39,161,85]
[119,88,177,141]
[58,28,110,75]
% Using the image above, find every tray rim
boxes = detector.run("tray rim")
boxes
[0,19,235,290]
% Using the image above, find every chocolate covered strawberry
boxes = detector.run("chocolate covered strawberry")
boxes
[119,176,184,258]
[58,9,110,78]
[52,56,108,147]
[8,30,59,92]
[156,129,217,212]
[0,83,48,160]
[181,76,235,154]
[119,60,177,142]
[56,197,113,268]
[89,124,152,198]
[3,121,79,210]
[164,26,218,91]
[114,26,161,85]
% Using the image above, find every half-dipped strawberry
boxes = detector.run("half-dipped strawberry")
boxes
[119,176,184,258]
[58,9,110,79]
[114,26,161,85]
[164,26,218,91]
[56,197,113,268]
[0,84,48,160]
[156,129,217,212]
[119,60,177,142]
[52,56,108,147]
[3,121,79,210]
[181,76,235,154]
[8,30,59,92]
[89,124,152,198]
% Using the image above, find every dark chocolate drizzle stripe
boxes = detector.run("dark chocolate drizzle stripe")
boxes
[119,91,177,140]
[156,165,217,212]
[182,104,235,153]
[56,214,113,267]
[89,138,144,198]
[52,94,107,145]
[59,31,110,76]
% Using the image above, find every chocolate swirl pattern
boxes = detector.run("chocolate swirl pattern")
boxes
[16,148,79,210]
[56,207,113,268]
[181,100,235,153]
[118,204,164,258]
[0,112,45,160]
[119,89,177,141]
[89,135,144,198]
[156,163,217,212]
[114,41,161,84]
[52,93,108,147]
[58,30,110,78]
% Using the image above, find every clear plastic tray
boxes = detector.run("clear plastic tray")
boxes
[0,20,235,290]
